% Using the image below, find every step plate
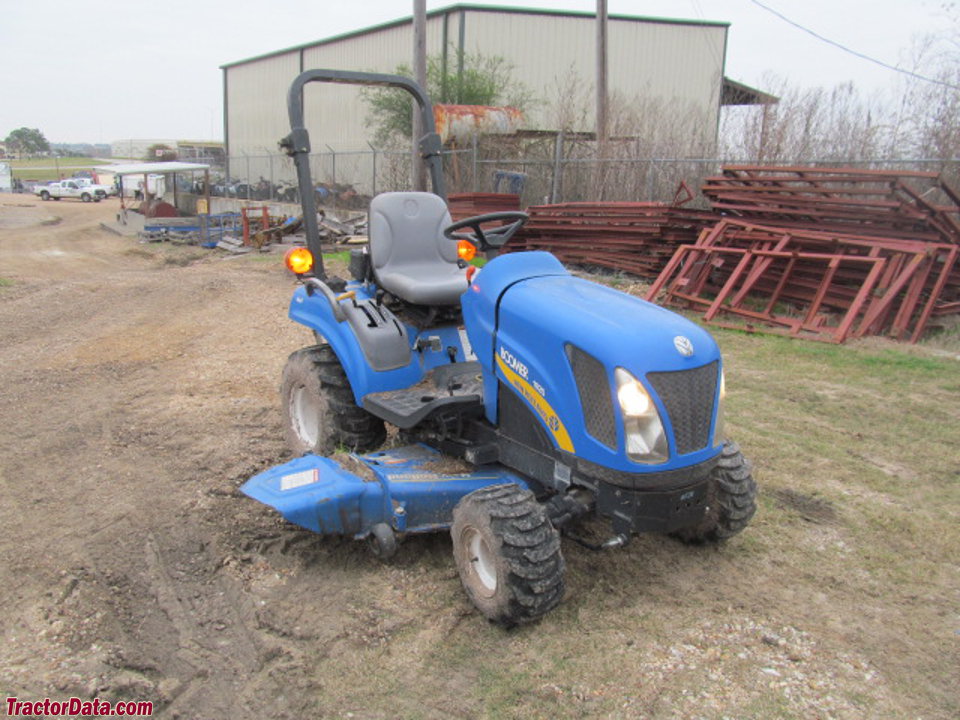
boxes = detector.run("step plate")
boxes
[363,362,484,428]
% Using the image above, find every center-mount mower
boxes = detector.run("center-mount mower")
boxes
[241,69,757,626]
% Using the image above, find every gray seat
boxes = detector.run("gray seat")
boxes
[368,192,467,306]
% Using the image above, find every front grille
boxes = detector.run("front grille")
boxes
[646,361,718,455]
[566,344,617,449]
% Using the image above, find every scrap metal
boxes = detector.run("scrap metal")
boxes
[507,184,713,278]
[646,218,959,343]
[448,193,521,222]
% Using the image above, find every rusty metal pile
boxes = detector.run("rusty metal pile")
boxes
[646,166,960,343]
[448,193,520,221]
[508,185,712,278]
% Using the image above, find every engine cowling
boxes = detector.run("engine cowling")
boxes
[462,251,725,475]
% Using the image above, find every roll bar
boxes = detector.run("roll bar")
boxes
[280,69,446,278]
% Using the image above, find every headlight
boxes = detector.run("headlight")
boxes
[617,379,651,416]
[714,368,726,446]
[614,368,669,464]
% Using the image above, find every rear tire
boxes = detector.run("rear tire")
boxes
[40,191,50,201]
[451,484,565,627]
[673,441,757,543]
[280,344,385,456]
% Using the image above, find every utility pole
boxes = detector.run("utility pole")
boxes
[596,0,609,199]
[412,0,427,192]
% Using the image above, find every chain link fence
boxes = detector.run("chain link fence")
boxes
[206,140,960,209]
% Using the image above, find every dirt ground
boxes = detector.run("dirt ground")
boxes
[0,198,957,719]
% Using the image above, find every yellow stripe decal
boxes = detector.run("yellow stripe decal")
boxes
[496,355,575,453]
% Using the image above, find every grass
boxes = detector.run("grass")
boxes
[323,250,351,264]
[0,278,13,289]
[10,157,103,182]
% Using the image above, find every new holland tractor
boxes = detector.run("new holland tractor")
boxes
[242,69,757,626]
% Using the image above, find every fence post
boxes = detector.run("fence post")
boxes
[368,142,377,197]
[325,145,336,186]
[245,153,251,200]
[550,130,565,203]
[645,161,654,202]
[472,133,478,192]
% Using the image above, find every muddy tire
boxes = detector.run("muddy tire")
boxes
[674,441,757,544]
[81,192,92,202]
[40,190,50,201]
[451,484,564,627]
[280,344,385,456]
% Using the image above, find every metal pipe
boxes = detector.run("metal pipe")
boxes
[281,68,446,276]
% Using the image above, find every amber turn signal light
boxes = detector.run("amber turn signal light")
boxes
[457,240,476,262]
[285,247,314,275]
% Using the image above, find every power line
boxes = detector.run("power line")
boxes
[748,0,960,91]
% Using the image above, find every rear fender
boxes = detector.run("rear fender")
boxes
[289,286,422,400]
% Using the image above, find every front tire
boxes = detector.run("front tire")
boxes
[674,441,757,543]
[451,484,565,627]
[81,192,92,202]
[280,344,385,456]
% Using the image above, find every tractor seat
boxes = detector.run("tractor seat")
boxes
[368,192,467,306]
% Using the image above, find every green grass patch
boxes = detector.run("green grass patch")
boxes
[322,250,351,264]
[11,157,103,182]
[0,278,13,289]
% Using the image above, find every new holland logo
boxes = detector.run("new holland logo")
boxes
[674,335,694,357]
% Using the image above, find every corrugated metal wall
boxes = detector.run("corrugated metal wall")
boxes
[462,11,725,147]
[224,9,727,181]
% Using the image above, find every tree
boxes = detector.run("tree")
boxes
[145,143,177,161]
[4,127,50,157]
[363,50,531,146]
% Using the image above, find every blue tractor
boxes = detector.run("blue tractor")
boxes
[242,70,757,626]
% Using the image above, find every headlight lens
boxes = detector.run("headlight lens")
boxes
[614,368,669,464]
[617,379,651,416]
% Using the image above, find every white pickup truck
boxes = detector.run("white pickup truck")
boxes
[36,179,103,202]
[74,178,116,198]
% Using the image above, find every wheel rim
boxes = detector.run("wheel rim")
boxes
[462,526,497,597]
[290,383,321,447]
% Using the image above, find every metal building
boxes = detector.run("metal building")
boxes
[220,4,770,189]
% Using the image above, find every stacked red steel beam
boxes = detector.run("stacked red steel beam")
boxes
[507,193,714,278]
[702,166,960,244]
[645,166,960,343]
[646,218,959,343]
[447,193,520,222]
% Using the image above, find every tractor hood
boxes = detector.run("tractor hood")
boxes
[461,252,724,472]
[498,274,720,375]
[490,270,724,473]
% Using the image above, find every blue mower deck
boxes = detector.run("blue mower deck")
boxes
[241,444,529,538]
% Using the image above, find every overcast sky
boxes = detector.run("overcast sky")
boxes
[0,0,952,145]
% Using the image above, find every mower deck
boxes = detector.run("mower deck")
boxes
[241,444,528,538]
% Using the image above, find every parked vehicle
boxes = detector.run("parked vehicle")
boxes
[35,180,101,202]
[73,178,116,199]
[240,70,758,627]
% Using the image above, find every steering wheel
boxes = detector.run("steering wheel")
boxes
[443,211,529,251]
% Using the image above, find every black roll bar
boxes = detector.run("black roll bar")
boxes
[280,69,446,278]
